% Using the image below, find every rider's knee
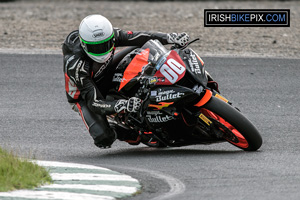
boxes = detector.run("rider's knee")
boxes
[90,125,116,149]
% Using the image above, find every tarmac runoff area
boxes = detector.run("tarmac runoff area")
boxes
[0,161,141,200]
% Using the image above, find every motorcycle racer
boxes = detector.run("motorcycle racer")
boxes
[62,14,190,149]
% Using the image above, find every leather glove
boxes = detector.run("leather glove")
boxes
[167,32,190,47]
[114,97,142,113]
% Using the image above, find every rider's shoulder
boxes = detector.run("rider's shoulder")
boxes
[62,30,85,57]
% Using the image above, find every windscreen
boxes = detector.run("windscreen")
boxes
[139,39,168,66]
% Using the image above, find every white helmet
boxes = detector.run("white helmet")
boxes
[79,15,114,63]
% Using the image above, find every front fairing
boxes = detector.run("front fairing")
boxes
[117,40,188,92]
[178,48,208,87]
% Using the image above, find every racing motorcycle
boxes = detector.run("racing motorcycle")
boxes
[107,39,262,151]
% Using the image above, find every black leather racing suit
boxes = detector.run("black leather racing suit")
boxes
[62,28,170,148]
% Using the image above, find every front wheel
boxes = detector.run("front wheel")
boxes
[202,96,263,151]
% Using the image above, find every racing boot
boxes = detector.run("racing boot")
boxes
[110,123,141,145]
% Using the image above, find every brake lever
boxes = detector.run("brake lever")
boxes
[179,38,200,50]
[170,38,200,50]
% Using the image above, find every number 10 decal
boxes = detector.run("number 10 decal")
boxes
[160,58,185,84]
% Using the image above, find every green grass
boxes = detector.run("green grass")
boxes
[0,147,52,192]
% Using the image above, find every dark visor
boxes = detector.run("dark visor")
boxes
[81,33,114,56]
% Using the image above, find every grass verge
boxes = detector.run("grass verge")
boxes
[0,147,52,192]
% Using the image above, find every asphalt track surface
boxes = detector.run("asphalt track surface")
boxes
[1,53,300,200]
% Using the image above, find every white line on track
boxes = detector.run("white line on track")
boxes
[50,173,139,181]
[34,160,111,170]
[150,172,186,200]
[0,191,115,200]
[41,184,137,193]
[105,164,186,200]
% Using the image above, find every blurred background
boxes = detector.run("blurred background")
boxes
[0,0,299,58]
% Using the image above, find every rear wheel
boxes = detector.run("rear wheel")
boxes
[202,96,262,151]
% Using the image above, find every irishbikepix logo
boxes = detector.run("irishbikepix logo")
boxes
[204,9,290,27]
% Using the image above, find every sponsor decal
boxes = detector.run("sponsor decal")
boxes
[149,77,158,84]
[155,89,184,102]
[146,111,162,115]
[75,60,84,83]
[193,85,204,94]
[66,55,75,69]
[92,30,105,38]
[93,56,113,78]
[112,73,123,82]
[92,88,111,108]
[188,52,201,74]
[204,9,290,27]
[92,102,111,108]
[94,64,107,78]
[151,91,157,96]
[215,94,229,103]
[146,114,174,123]
[148,77,165,85]
[199,113,212,126]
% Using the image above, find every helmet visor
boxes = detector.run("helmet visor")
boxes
[80,33,114,56]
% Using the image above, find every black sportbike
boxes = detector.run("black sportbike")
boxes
[107,39,262,151]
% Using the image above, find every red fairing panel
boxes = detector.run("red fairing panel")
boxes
[119,48,150,91]
[154,50,186,85]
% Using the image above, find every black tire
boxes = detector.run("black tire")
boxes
[203,96,263,151]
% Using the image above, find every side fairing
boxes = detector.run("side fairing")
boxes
[146,85,199,127]
[118,48,150,91]
[148,86,195,104]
